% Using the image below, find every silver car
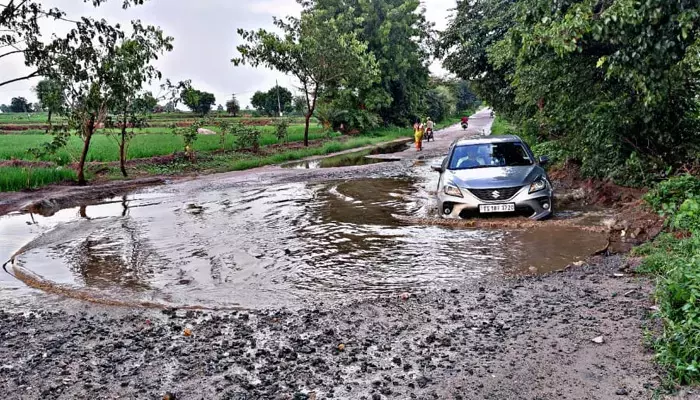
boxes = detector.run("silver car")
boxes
[432,135,553,220]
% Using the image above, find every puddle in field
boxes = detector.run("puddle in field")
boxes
[1,176,608,309]
[283,142,409,169]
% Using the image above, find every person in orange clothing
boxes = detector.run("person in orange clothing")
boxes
[413,119,424,151]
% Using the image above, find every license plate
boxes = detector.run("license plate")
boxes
[479,203,515,213]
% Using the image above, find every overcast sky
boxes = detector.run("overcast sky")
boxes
[0,0,457,108]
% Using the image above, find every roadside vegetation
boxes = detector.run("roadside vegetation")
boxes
[440,0,700,188]
[0,167,76,192]
[633,175,700,386]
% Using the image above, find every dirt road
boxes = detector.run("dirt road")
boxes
[0,109,666,399]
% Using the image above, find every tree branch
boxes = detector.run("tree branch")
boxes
[0,69,39,87]
[0,49,23,59]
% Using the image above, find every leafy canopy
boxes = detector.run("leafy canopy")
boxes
[440,0,700,185]
[250,86,293,116]
[181,87,216,116]
[306,0,433,125]
[233,4,379,145]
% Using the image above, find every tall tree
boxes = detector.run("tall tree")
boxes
[308,0,433,125]
[250,86,293,116]
[35,21,171,185]
[234,5,379,146]
[107,29,173,177]
[440,0,700,184]
[226,94,241,116]
[9,96,30,112]
[0,0,150,88]
[131,91,158,113]
[180,87,216,116]
[34,79,65,132]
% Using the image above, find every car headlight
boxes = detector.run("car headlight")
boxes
[529,177,548,194]
[444,184,463,198]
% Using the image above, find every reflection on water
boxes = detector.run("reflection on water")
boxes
[3,176,607,309]
[283,142,409,169]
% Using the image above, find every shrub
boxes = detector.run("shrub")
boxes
[173,120,202,160]
[218,120,232,149]
[275,119,289,143]
[672,198,700,233]
[638,174,700,385]
[645,174,700,218]
[232,123,261,152]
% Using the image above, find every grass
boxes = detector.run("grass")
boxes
[118,126,412,177]
[0,124,326,164]
[490,115,518,136]
[0,166,77,192]
[631,175,700,387]
[0,117,413,191]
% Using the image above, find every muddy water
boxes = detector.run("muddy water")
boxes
[283,141,409,169]
[2,171,607,309]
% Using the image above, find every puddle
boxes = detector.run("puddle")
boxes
[2,176,608,309]
[283,142,409,169]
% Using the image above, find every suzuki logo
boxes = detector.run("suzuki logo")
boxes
[492,190,501,199]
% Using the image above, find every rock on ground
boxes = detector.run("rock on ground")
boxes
[0,255,666,399]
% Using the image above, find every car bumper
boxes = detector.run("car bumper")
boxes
[437,186,553,220]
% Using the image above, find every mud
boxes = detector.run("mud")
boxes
[0,256,663,399]
[0,109,672,398]
[282,141,410,169]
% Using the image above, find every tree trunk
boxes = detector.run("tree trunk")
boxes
[120,111,128,177]
[46,110,52,134]
[304,112,312,147]
[77,116,95,185]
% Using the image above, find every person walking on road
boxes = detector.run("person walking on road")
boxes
[413,119,424,151]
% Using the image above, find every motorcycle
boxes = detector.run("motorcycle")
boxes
[461,122,468,130]
[425,127,434,142]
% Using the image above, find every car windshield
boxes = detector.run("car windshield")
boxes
[448,142,533,170]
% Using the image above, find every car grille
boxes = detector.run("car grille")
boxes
[468,186,522,201]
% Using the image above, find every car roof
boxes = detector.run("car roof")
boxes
[452,135,523,147]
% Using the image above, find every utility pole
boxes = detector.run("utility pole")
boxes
[276,79,282,117]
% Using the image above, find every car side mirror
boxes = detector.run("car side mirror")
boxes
[539,155,550,165]
[431,157,446,172]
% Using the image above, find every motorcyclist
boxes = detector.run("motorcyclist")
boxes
[425,117,434,141]
[426,117,434,132]
[461,116,469,125]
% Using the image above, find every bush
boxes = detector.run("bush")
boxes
[672,198,700,233]
[173,120,202,160]
[316,104,381,134]
[275,119,289,143]
[644,175,700,218]
[654,251,700,384]
[637,174,700,385]
[232,123,261,152]
[531,140,567,165]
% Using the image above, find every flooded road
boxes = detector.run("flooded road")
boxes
[2,169,607,310]
[0,110,608,309]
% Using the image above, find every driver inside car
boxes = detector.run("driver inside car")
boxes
[455,145,487,169]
